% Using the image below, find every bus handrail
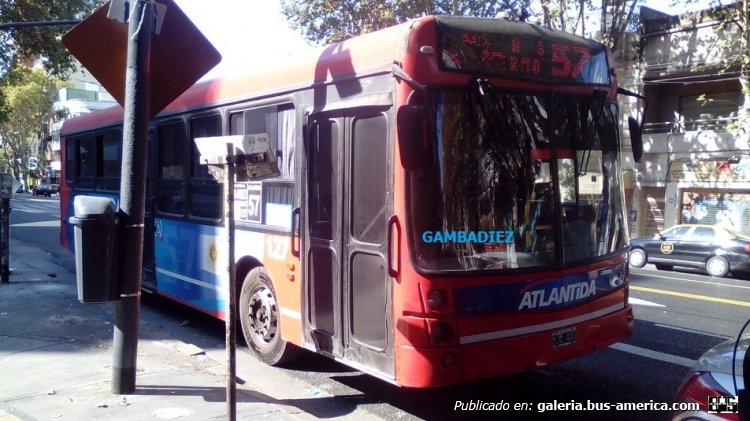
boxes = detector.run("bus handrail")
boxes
[291,207,300,258]
[388,214,401,278]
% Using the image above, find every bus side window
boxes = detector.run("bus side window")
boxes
[77,136,96,190]
[156,121,187,216]
[65,138,78,183]
[229,104,296,226]
[351,113,387,244]
[308,120,337,239]
[190,114,223,219]
[230,104,295,180]
[96,130,122,191]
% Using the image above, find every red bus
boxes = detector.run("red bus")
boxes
[60,15,638,387]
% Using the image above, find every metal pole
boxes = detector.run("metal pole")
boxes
[224,145,237,421]
[0,20,81,30]
[0,198,9,283]
[112,0,153,395]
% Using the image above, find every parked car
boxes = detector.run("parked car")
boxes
[629,224,750,277]
[672,333,747,420]
[32,184,52,197]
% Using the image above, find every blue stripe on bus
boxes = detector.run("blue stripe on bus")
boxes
[152,218,266,315]
[154,218,225,312]
[454,265,625,313]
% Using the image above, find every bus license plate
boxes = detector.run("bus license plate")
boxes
[552,327,577,348]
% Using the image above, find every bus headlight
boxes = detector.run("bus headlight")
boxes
[427,289,445,310]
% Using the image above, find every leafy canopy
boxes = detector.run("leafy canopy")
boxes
[280,0,532,45]
[0,0,103,78]
[0,65,70,177]
[280,0,641,51]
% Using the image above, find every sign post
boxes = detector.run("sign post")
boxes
[109,0,153,395]
[62,0,220,397]
[194,135,280,421]
[0,173,12,284]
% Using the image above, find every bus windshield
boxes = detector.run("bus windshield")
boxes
[409,85,628,272]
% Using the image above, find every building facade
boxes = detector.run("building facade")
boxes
[627,6,749,237]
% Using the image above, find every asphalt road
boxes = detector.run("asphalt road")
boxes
[10,193,750,421]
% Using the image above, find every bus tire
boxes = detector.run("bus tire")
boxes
[239,267,299,366]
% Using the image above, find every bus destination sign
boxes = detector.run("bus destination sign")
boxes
[439,25,611,86]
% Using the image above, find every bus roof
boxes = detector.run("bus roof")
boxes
[61,16,416,135]
[61,15,614,135]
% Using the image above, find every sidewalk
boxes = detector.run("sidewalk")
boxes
[0,237,383,421]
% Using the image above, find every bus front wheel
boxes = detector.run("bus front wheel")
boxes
[239,267,299,365]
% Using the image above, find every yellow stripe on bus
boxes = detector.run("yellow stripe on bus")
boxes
[631,285,750,308]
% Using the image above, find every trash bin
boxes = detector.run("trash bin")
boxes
[69,195,119,303]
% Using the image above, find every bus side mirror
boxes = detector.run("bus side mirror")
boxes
[397,106,432,171]
[628,116,644,163]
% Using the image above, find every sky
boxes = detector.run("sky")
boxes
[173,0,315,80]
[642,0,716,14]
[172,0,716,80]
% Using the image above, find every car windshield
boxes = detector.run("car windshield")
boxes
[407,86,628,272]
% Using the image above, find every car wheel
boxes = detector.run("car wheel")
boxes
[706,256,729,277]
[239,267,300,366]
[655,264,673,271]
[629,248,647,268]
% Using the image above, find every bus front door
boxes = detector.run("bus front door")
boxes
[142,136,157,292]
[141,194,156,292]
[304,112,394,378]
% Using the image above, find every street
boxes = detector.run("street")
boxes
[9,193,750,420]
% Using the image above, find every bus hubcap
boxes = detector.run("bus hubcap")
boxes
[249,285,278,344]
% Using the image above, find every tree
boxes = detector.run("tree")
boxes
[0,0,101,78]
[280,0,533,45]
[280,0,641,57]
[0,0,103,125]
[704,0,750,137]
[534,0,641,51]
[0,65,69,189]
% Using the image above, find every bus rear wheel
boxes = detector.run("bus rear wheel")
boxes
[239,267,299,365]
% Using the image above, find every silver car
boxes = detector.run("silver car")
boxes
[672,333,748,420]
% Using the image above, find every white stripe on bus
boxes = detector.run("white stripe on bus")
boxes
[156,267,222,292]
[459,303,625,345]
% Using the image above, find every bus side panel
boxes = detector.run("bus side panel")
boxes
[238,230,304,348]
[59,135,73,252]
[153,219,303,346]
[60,187,75,252]
[154,219,234,318]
